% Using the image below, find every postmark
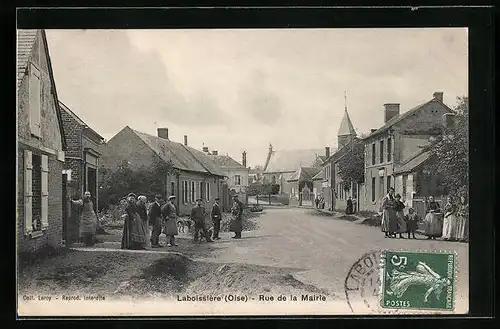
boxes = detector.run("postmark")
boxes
[379,250,456,311]
[344,250,381,313]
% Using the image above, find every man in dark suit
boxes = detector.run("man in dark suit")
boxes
[148,194,164,248]
[211,197,222,240]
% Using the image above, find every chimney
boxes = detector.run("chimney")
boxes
[212,150,218,155]
[202,146,209,153]
[242,151,247,168]
[433,91,444,103]
[325,146,330,158]
[184,135,188,146]
[157,128,169,140]
[442,113,456,129]
[383,103,400,123]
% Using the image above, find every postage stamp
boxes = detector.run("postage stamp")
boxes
[379,251,456,311]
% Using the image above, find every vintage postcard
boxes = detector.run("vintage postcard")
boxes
[16,27,469,317]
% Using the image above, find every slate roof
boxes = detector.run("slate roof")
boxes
[363,98,452,141]
[338,109,356,136]
[322,137,361,165]
[209,155,246,169]
[287,167,322,182]
[393,150,432,175]
[264,149,325,173]
[130,128,225,177]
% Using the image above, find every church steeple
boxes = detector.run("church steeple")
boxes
[337,91,357,149]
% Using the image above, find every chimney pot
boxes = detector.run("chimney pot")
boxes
[184,135,188,146]
[242,151,247,168]
[157,128,169,140]
[202,146,209,153]
[433,92,444,103]
[325,146,330,158]
[383,103,400,123]
[212,150,218,155]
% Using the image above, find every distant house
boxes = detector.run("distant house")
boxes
[262,144,326,195]
[360,92,453,212]
[59,101,105,245]
[311,169,324,202]
[17,29,67,252]
[206,149,250,194]
[99,127,226,216]
[286,167,321,206]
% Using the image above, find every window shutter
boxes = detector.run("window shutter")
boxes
[41,155,49,229]
[24,150,33,236]
[29,64,42,137]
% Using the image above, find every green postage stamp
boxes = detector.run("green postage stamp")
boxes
[379,251,456,311]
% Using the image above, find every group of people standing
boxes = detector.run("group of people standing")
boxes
[380,187,468,242]
[120,193,245,250]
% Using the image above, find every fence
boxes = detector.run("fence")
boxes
[411,197,446,219]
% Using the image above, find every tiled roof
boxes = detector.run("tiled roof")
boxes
[59,101,104,140]
[363,98,452,140]
[209,155,246,169]
[393,150,432,175]
[287,167,321,182]
[131,128,225,176]
[265,149,325,173]
[17,29,38,89]
[338,109,356,136]
[323,138,361,165]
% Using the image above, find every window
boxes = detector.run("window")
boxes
[402,175,408,199]
[182,181,188,204]
[29,64,42,138]
[371,177,376,202]
[380,140,384,163]
[205,182,210,201]
[387,137,392,162]
[379,176,384,199]
[199,181,203,200]
[291,187,295,196]
[371,143,376,165]
[235,175,241,186]
[170,182,175,198]
[190,181,195,202]
[386,176,392,194]
[23,150,48,236]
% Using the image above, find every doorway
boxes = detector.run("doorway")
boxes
[85,166,97,212]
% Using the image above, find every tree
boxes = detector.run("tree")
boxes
[98,157,178,210]
[336,139,365,187]
[247,182,279,204]
[426,96,468,196]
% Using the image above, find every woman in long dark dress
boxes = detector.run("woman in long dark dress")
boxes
[121,193,147,250]
[346,196,354,215]
[424,196,442,240]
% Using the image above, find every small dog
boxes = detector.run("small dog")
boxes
[177,219,192,233]
[200,226,214,240]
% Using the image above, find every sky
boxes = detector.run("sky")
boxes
[45,28,468,168]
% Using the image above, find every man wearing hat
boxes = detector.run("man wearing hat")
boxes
[161,195,179,247]
[148,194,164,248]
[211,197,222,240]
[230,195,244,239]
[190,198,213,243]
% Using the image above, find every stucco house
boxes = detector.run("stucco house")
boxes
[359,92,453,213]
[17,29,67,252]
[59,101,105,245]
[99,127,226,216]
[262,144,326,195]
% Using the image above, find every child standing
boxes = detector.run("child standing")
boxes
[405,207,420,239]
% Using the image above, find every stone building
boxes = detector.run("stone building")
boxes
[59,101,105,245]
[99,126,226,216]
[17,29,67,252]
[360,92,453,212]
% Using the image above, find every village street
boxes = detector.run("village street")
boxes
[82,207,469,302]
